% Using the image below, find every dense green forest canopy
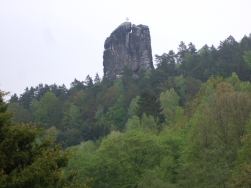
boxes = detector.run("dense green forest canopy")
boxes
[0,91,95,188]
[4,33,251,187]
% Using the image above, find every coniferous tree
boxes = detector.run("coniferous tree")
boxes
[70,78,85,92]
[136,90,164,124]
[177,41,187,64]
[84,75,94,90]
[94,73,101,84]
[19,87,35,109]
[9,93,19,103]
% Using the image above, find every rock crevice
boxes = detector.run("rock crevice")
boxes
[103,22,154,78]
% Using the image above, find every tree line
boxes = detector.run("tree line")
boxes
[3,33,251,187]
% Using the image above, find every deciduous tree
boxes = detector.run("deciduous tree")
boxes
[0,91,94,188]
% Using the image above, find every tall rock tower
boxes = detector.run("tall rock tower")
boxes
[103,22,154,78]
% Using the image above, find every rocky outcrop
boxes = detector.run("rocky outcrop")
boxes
[103,22,154,79]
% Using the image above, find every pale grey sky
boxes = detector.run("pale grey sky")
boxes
[1,0,251,99]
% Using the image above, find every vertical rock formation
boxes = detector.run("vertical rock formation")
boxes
[103,22,154,78]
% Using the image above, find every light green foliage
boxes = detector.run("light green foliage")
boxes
[160,88,180,122]
[174,75,186,105]
[5,32,251,188]
[179,105,231,188]
[105,95,127,131]
[179,82,251,187]
[156,127,185,185]
[158,156,178,185]
[93,131,164,187]
[138,169,175,188]
[144,70,152,79]
[227,72,241,90]
[69,104,81,128]
[107,130,122,138]
[114,77,124,90]
[201,83,214,104]
[126,115,141,132]
[239,81,251,93]
[244,50,251,70]
[34,92,62,128]
[228,118,251,187]
[126,113,158,134]
[141,113,158,133]
[65,141,99,180]
[212,82,251,151]
[189,76,223,116]
[174,75,186,91]
[174,106,187,129]
[127,96,139,118]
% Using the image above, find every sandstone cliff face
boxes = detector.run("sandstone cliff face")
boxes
[103,22,154,78]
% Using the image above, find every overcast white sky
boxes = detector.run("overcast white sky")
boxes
[1,0,251,99]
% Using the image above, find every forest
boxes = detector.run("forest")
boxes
[2,34,251,187]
